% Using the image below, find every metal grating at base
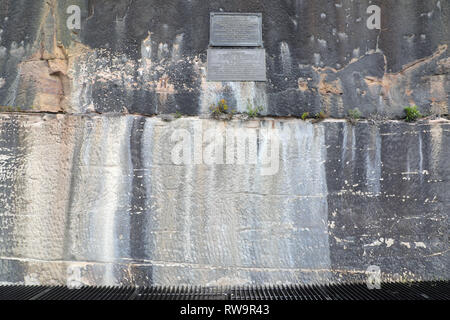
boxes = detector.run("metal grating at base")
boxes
[0,281,448,300]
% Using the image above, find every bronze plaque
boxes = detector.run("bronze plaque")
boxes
[210,13,263,47]
[207,49,266,81]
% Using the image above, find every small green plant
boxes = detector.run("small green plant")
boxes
[174,111,182,119]
[246,99,264,118]
[348,108,361,120]
[315,111,327,119]
[404,105,421,122]
[209,99,235,118]
[301,112,309,120]
[210,99,229,115]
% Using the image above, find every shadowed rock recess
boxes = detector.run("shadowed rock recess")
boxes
[0,0,448,286]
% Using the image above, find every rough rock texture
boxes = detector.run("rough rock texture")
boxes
[0,1,448,286]
[0,114,448,286]
[0,0,449,118]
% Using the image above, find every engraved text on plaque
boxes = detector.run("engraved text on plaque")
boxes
[210,13,263,47]
[207,49,266,81]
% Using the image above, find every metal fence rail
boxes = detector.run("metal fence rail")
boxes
[0,281,448,300]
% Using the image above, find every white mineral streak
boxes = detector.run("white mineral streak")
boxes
[16,117,75,262]
[66,116,134,285]
[351,125,356,163]
[280,42,292,74]
[430,124,442,174]
[366,124,381,195]
[228,82,268,114]
[419,131,424,183]
[69,50,97,113]
[144,119,330,285]
[1,115,446,286]
[341,122,356,172]
[171,34,184,62]
[198,64,268,115]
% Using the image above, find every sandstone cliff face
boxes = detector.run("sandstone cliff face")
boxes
[0,0,448,286]
[0,0,449,118]
[0,115,448,286]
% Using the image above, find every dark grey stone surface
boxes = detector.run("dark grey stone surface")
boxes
[324,121,449,281]
[0,0,448,117]
[0,0,448,287]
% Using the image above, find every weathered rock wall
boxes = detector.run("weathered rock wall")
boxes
[0,114,448,286]
[0,0,449,118]
[0,0,448,286]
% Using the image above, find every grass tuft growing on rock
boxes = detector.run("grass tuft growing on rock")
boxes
[301,112,309,120]
[404,105,422,122]
[245,99,264,118]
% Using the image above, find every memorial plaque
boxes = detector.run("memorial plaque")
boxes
[207,49,267,81]
[210,13,263,47]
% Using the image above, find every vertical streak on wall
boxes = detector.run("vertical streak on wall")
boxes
[430,124,443,175]
[137,118,154,284]
[366,124,381,195]
[145,119,330,285]
[66,116,133,285]
[0,116,24,282]
[9,116,76,284]
[0,116,448,285]
[228,82,268,114]
[129,116,148,263]
[292,122,331,278]
[17,118,71,259]
[419,130,424,184]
